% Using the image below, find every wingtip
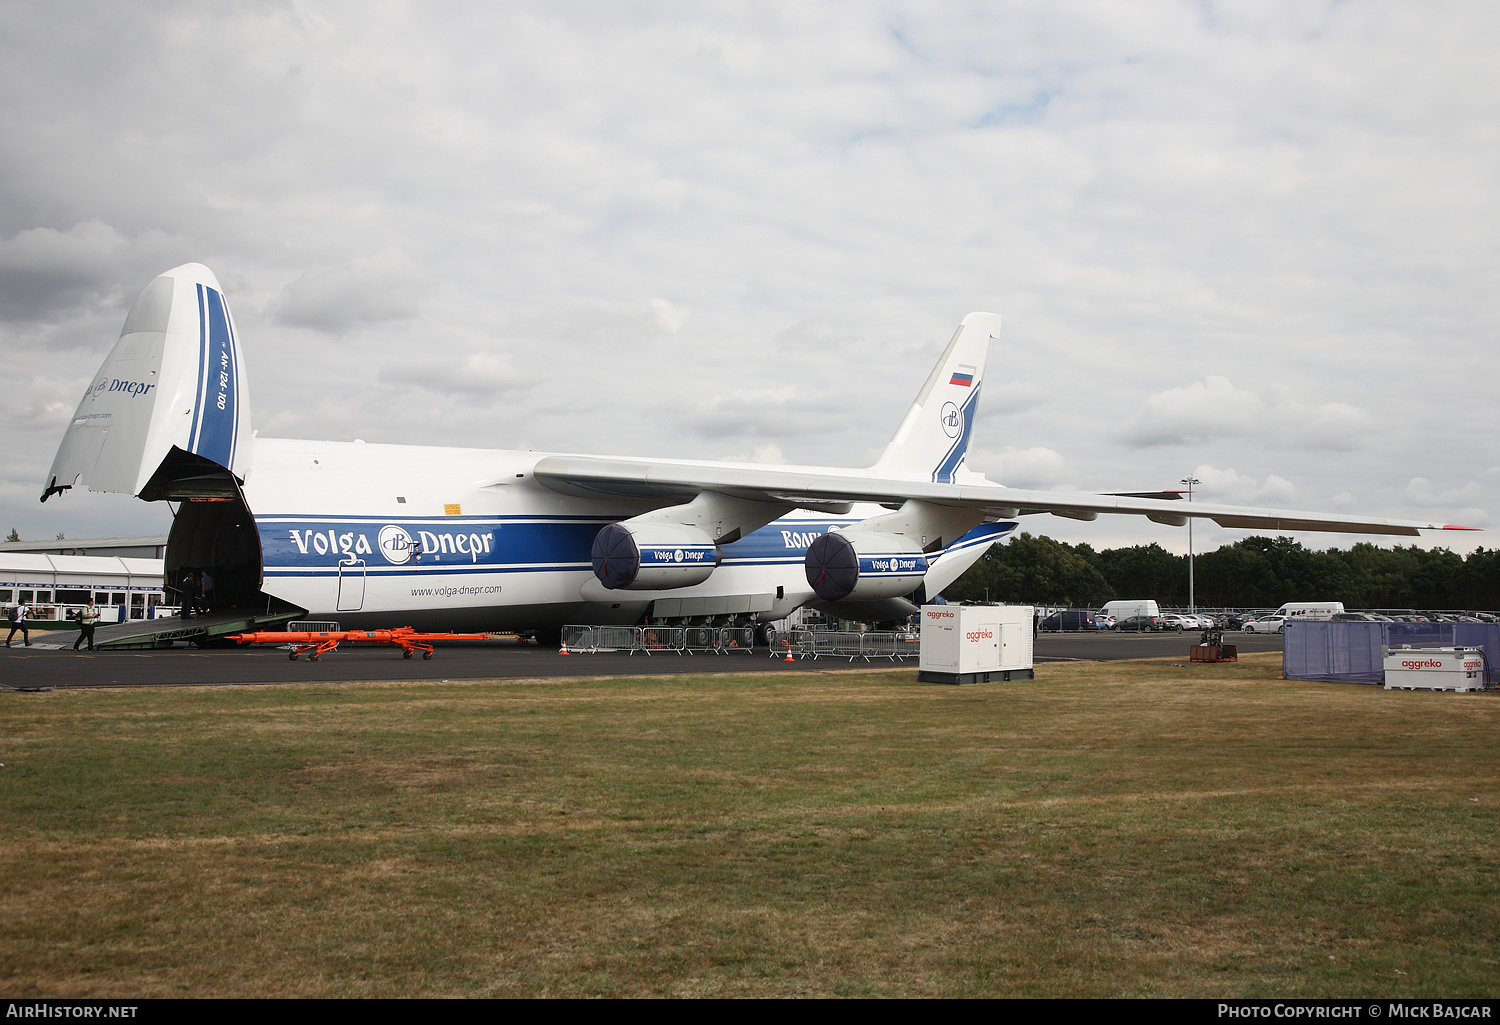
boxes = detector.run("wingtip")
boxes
[1442,524,1482,531]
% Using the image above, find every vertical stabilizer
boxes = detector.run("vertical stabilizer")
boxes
[871,312,998,482]
[42,263,252,501]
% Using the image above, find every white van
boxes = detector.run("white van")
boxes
[1273,602,1344,622]
[1102,599,1160,621]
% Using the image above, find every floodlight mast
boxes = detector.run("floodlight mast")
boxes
[1181,475,1201,614]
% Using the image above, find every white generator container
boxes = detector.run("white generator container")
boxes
[918,604,1035,685]
[1383,646,1488,692]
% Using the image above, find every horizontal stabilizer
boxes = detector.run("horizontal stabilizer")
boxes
[923,521,1016,597]
[1107,490,1184,501]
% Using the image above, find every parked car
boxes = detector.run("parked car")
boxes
[1242,615,1286,634]
[1114,615,1162,632]
[1157,614,1196,632]
[1040,610,1100,632]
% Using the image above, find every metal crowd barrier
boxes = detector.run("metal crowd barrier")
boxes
[288,620,341,633]
[860,632,900,659]
[812,630,861,659]
[771,629,921,661]
[640,626,686,654]
[561,624,597,651]
[275,621,344,652]
[558,626,921,659]
[683,626,717,652]
[718,626,756,653]
[561,624,764,655]
[768,628,814,659]
[598,625,647,652]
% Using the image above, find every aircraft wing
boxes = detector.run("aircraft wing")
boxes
[532,454,1474,537]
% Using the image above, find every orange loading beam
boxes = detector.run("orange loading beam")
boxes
[227,627,490,662]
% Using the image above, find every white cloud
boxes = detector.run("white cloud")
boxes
[990,446,1068,489]
[382,352,530,399]
[718,442,789,465]
[1125,376,1264,446]
[651,297,689,333]
[0,221,190,326]
[1124,377,1377,450]
[1402,477,1484,510]
[1186,465,1298,507]
[272,251,428,332]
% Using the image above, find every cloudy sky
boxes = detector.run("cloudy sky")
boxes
[2,1,1496,554]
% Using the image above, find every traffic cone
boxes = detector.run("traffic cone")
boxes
[783,641,794,662]
[559,639,568,655]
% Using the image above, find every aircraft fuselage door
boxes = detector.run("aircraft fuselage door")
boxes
[336,557,366,612]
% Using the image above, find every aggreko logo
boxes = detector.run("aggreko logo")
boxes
[926,609,955,619]
[965,629,993,641]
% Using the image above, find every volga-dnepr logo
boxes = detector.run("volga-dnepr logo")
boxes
[379,525,415,565]
[284,523,495,564]
[88,377,154,399]
[940,401,961,438]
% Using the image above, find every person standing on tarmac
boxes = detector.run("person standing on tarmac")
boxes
[74,598,100,651]
[199,569,215,614]
[6,601,31,647]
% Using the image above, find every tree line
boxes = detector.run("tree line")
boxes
[942,533,1500,612]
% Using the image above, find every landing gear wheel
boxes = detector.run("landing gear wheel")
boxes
[422,651,432,660]
[403,649,413,659]
[309,654,320,662]
[289,651,298,661]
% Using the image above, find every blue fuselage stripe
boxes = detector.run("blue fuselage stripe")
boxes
[253,516,1017,583]
[933,383,981,483]
[188,285,206,453]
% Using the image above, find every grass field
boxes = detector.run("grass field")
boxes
[2,652,1497,998]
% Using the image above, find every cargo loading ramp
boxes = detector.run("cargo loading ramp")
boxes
[31,609,305,650]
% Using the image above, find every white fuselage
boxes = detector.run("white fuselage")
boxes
[242,437,897,630]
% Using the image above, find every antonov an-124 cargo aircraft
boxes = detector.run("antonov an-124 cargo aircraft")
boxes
[41,264,1474,641]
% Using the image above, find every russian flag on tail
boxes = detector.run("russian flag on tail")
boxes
[949,364,975,387]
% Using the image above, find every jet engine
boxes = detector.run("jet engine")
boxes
[591,521,719,590]
[804,531,928,601]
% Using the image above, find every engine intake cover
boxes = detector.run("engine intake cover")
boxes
[804,531,928,602]
[591,521,718,590]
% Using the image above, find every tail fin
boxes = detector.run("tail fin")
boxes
[871,312,998,482]
[42,263,252,501]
